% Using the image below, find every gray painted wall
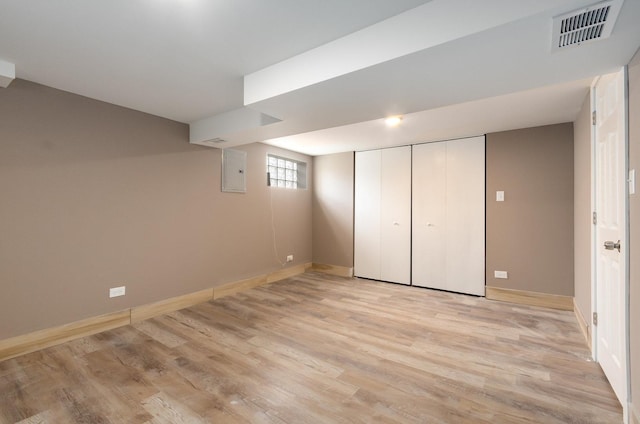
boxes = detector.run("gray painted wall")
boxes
[0,79,312,340]
[312,152,354,268]
[485,124,575,296]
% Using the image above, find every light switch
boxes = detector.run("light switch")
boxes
[496,191,505,202]
[630,169,636,195]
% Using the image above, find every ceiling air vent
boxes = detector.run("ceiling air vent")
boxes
[208,138,227,144]
[552,0,623,52]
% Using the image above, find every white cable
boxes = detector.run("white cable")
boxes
[269,183,286,267]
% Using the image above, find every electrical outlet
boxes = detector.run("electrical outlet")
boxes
[494,271,508,279]
[109,286,126,298]
[286,254,294,263]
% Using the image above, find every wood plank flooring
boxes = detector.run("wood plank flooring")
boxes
[0,272,622,423]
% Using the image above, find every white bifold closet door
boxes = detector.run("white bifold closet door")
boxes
[354,146,411,285]
[412,136,485,295]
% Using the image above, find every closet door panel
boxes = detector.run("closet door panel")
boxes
[446,136,485,295]
[380,146,411,284]
[354,150,381,280]
[412,142,447,289]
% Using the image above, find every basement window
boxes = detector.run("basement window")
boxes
[267,154,307,189]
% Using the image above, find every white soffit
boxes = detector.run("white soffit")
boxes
[189,107,281,147]
[244,0,576,105]
[0,59,15,88]
[263,79,592,156]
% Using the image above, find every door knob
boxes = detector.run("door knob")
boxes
[604,240,621,252]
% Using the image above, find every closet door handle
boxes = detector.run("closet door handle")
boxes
[603,240,621,252]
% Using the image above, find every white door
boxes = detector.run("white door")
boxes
[594,69,629,413]
[354,147,411,284]
[380,146,411,284]
[354,150,381,280]
[412,137,485,295]
[412,142,447,289]
[445,137,485,295]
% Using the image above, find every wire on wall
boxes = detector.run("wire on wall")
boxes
[269,181,287,267]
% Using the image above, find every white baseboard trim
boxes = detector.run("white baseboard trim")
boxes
[310,263,354,278]
[486,286,574,311]
[573,299,591,347]
[0,310,130,362]
[631,404,639,424]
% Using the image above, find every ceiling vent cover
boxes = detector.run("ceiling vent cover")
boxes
[208,137,227,144]
[552,0,623,51]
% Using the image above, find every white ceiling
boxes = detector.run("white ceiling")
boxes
[1,0,640,156]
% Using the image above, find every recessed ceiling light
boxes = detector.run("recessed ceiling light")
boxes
[385,116,403,127]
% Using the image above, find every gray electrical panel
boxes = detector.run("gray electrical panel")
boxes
[222,149,247,193]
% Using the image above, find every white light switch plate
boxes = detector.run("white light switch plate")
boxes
[630,169,636,195]
[494,271,508,279]
[496,191,505,202]
[109,286,126,298]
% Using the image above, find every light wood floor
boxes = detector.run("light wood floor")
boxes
[0,272,622,423]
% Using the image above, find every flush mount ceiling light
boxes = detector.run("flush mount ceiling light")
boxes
[385,115,403,127]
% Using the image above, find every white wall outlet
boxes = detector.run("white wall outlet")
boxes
[286,254,294,263]
[494,271,508,279]
[109,286,126,298]
[496,191,505,202]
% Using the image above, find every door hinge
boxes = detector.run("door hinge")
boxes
[593,312,598,326]
[592,110,597,125]
[593,211,597,225]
